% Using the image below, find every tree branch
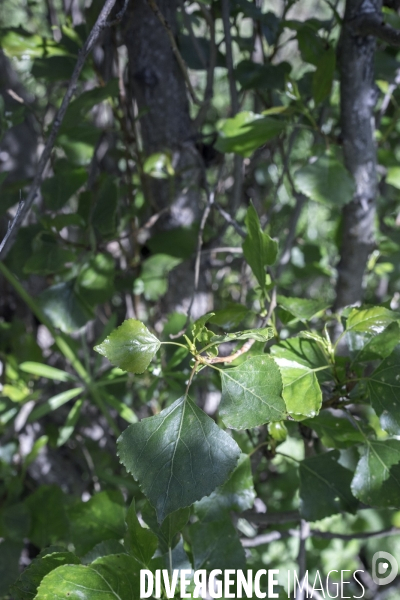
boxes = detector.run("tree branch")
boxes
[0,0,120,261]
[351,12,400,45]
[241,526,400,547]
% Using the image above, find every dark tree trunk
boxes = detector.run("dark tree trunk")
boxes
[335,0,379,310]
[123,0,212,318]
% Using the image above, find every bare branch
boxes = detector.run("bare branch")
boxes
[351,12,400,45]
[0,198,25,256]
[214,202,246,238]
[0,0,120,260]
[243,510,301,525]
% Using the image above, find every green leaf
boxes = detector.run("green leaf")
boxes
[0,502,31,541]
[39,280,93,333]
[351,440,400,506]
[242,203,278,290]
[189,518,246,570]
[103,394,138,424]
[215,112,285,157]
[11,551,80,600]
[81,540,126,565]
[42,163,87,210]
[91,177,118,237]
[19,362,75,382]
[143,152,174,178]
[134,254,183,301]
[194,454,255,521]
[209,303,248,329]
[94,319,161,374]
[27,387,83,422]
[192,312,216,343]
[210,327,274,346]
[125,500,158,566]
[219,356,286,429]
[277,296,330,321]
[299,450,358,520]
[67,490,126,556]
[0,540,23,597]
[25,485,68,548]
[23,241,75,275]
[294,155,355,206]
[365,348,400,435]
[273,356,323,419]
[77,253,115,305]
[57,399,83,447]
[312,46,336,104]
[346,307,400,361]
[117,395,240,522]
[271,337,332,384]
[303,409,371,449]
[141,502,190,554]
[34,554,140,600]
[346,306,399,334]
[386,165,400,189]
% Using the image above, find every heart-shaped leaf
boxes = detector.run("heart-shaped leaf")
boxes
[117,396,240,522]
[219,355,286,429]
[94,319,160,374]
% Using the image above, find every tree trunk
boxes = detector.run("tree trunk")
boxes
[123,0,212,318]
[335,0,379,310]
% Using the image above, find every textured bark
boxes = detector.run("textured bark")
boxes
[334,0,380,310]
[124,0,212,318]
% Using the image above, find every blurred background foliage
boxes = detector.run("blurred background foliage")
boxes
[1,0,400,598]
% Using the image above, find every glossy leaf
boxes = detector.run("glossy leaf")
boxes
[294,155,354,206]
[195,454,255,521]
[299,450,358,520]
[35,554,141,600]
[351,440,400,506]
[271,337,331,384]
[81,541,126,565]
[94,319,160,374]
[346,306,399,334]
[242,204,278,290]
[11,551,80,600]
[209,327,274,346]
[141,502,190,554]
[125,500,158,566]
[117,395,240,522]
[219,356,286,429]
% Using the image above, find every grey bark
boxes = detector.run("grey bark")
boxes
[123,0,212,318]
[334,0,380,309]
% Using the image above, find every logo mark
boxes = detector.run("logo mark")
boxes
[372,551,398,585]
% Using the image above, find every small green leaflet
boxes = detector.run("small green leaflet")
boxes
[27,388,83,423]
[351,439,400,506]
[117,396,240,522]
[345,307,400,362]
[242,204,278,291]
[19,362,76,382]
[299,450,358,520]
[94,319,160,374]
[215,111,285,157]
[346,306,399,334]
[34,554,140,600]
[366,348,400,435]
[219,356,286,429]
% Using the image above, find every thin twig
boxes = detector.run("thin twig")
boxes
[221,0,238,113]
[146,0,202,105]
[0,197,25,256]
[214,202,246,238]
[0,0,120,260]
[193,4,217,129]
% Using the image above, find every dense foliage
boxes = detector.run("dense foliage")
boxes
[1,0,400,598]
